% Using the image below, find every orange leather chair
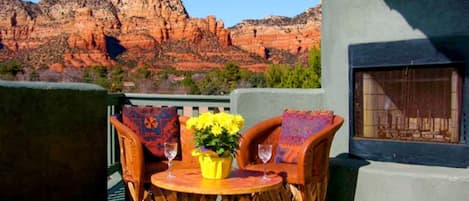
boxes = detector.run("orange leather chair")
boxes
[110,115,198,201]
[236,115,344,201]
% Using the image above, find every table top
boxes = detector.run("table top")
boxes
[151,168,283,195]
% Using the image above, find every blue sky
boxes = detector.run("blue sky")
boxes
[27,0,320,27]
[182,0,320,27]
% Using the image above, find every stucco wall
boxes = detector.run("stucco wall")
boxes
[230,88,325,132]
[322,0,469,200]
[0,81,107,201]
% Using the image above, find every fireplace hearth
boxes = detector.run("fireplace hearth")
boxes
[349,38,469,167]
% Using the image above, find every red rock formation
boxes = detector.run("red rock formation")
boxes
[0,0,38,51]
[49,63,65,72]
[63,52,116,67]
[230,5,322,59]
[67,8,107,52]
[0,0,319,72]
[118,34,157,50]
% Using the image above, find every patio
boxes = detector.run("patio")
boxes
[1,82,468,201]
[1,0,469,200]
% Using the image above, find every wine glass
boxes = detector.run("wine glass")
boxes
[258,144,272,181]
[164,142,178,178]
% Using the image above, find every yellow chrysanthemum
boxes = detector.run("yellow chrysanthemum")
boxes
[227,124,240,135]
[211,124,223,136]
[195,120,204,130]
[186,117,197,129]
[234,114,244,128]
[198,112,215,129]
[216,113,232,129]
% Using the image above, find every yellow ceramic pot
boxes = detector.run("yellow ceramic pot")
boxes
[198,154,233,179]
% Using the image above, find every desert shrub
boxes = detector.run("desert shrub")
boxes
[0,60,24,76]
[110,66,125,92]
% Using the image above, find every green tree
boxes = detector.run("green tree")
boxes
[279,64,320,88]
[83,69,92,83]
[308,47,321,87]
[279,64,299,88]
[265,47,321,89]
[197,69,226,95]
[181,75,200,94]
[223,62,241,91]
[81,65,111,89]
[110,66,125,92]
[135,66,151,79]
[95,77,110,89]
[239,69,252,81]
[0,60,24,77]
[91,66,108,78]
[224,62,240,81]
[265,64,288,87]
[247,72,266,88]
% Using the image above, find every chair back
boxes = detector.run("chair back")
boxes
[179,116,200,167]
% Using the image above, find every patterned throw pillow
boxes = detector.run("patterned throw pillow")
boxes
[121,106,180,159]
[275,109,334,163]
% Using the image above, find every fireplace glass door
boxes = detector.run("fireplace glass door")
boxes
[353,65,462,143]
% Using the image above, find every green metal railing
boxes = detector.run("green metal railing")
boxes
[106,93,231,167]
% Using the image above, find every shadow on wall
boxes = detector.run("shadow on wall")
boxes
[106,36,126,59]
[326,153,370,201]
[383,0,469,62]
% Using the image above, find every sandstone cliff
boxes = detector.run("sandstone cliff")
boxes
[0,0,248,70]
[230,5,321,63]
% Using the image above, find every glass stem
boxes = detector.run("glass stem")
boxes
[168,160,172,175]
[263,162,267,178]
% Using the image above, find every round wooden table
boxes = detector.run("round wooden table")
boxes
[151,168,287,201]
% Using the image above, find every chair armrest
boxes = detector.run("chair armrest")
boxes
[109,116,145,186]
[237,116,282,169]
[297,115,344,185]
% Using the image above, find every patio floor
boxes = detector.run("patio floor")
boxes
[108,180,125,201]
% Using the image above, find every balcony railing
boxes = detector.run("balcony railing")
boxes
[106,93,231,167]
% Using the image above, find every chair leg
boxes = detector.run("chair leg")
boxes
[143,189,156,201]
[319,177,328,201]
[127,182,138,201]
[307,182,326,201]
[124,183,132,201]
[277,184,292,201]
[288,184,303,201]
[294,183,322,201]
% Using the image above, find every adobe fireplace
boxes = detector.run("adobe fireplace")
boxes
[349,38,469,167]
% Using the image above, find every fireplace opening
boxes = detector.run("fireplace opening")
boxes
[353,65,462,143]
[348,38,469,167]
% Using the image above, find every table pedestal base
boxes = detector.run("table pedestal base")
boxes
[150,184,294,201]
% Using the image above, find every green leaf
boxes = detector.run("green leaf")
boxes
[216,148,225,156]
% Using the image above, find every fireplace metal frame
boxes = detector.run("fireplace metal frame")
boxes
[349,38,469,168]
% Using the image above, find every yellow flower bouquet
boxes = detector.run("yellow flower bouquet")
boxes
[186,112,244,157]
